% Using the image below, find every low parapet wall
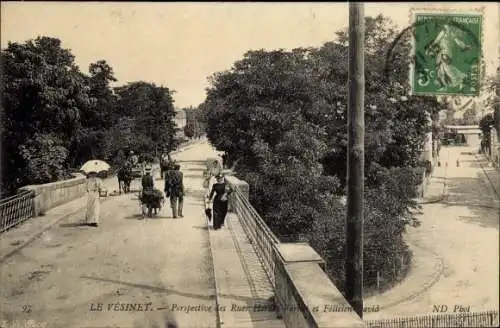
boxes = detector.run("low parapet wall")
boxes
[12,141,196,217]
[18,174,87,216]
[225,175,364,328]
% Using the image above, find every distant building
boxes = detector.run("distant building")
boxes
[444,125,482,149]
[174,108,187,129]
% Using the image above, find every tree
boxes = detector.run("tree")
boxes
[84,60,118,128]
[114,82,178,157]
[479,113,495,155]
[68,60,119,167]
[183,124,195,138]
[184,106,207,138]
[485,68,500,140]
[203,15,438,291]
[1,37,92,195]
[1,36,181,197]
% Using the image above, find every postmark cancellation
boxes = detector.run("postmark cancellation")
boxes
[409,7,484,97]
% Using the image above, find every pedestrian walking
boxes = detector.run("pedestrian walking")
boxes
[207,173,232,230]
[164,163,184,218]
[84,171,104,227]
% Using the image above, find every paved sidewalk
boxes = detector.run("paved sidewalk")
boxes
[189,142,285,328]
[0,177,118,262]
[420,165,448,204]
[417,149,450,205]
[207,211,285,328]
[476,153,500,198]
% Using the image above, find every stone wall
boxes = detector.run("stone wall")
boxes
[12,140,196,217]
[18,174,87,216]
[225,175,364,328]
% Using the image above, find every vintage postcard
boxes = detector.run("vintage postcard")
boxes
[1,2,499,328]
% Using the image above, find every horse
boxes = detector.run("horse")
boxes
[117,165,132,194]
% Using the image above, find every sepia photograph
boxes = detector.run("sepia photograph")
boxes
[0,2,499,328]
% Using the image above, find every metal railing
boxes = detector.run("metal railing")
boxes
[0,190,35,233]
[365,310,499,327]
[232,186,280,288]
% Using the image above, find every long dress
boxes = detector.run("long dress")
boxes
[85,177,104,224]
[209,182,231,229]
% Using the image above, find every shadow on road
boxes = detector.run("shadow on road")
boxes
[59,223,90,228]
[78,275,272,305]
[192,225,209,230]
[444,172,499,229]
[79,275,216,301]
[183,174,203,179]
[123,214,176,220]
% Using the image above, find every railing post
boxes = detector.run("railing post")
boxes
[226,176,249,213]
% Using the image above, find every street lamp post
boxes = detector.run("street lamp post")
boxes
[345,2,365,319]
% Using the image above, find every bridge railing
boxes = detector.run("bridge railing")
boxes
[0,190,35,233]
[365,310,499,328]
[226,176,364,328]
[232,186,280,289]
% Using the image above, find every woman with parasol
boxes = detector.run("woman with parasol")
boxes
[80,160,110,227]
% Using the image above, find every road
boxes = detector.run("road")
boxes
[365,145,499,319]
[0,142,221,328]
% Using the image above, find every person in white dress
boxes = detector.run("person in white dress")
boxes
[85,171,104,227]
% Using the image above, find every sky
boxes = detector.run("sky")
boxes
[2,2,499,108]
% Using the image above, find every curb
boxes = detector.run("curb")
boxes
[370,242,445,311]
[203,195,222,328]
[417,194,446,204]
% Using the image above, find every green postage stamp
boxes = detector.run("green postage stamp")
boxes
[410,8,483,96]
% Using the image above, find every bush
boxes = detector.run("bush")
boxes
[18,134,69,185]
[1,37,182,195]
[201,15,442,292]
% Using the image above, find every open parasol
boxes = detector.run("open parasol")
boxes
[80,160,111,174]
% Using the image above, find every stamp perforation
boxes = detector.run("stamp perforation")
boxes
[408,6,485,97]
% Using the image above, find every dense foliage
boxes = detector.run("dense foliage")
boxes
[478,70,500,155]
[202,15,447,291]
[183,106,206,138]
[1,36,179,196]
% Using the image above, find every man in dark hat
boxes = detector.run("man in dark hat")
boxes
[164,163,184,218]
[142,167,154,190]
